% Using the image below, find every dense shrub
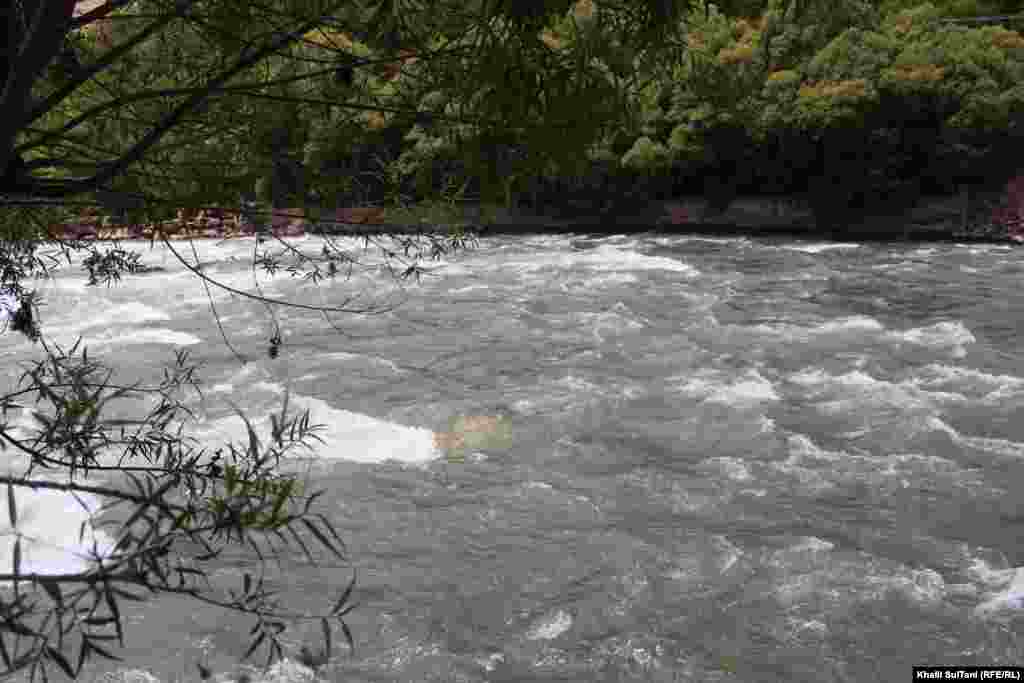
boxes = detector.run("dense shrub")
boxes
[623,2,1024,225]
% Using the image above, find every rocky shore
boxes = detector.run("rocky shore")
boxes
[43,194,1024,244]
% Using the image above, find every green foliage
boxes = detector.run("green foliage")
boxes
[877,0,1020,18]
[621,135,671,170]
[805,28,902,81]
[653,0,1024,207]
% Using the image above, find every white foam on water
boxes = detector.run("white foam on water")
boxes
[96,670,162,683]
[476,653,506,672]
[788,618,828,638]
[0,475,116,582]
[784,434,844,464]
[590,244,699,275]
[318,352,404,374]
[773,547,950,612]
[90,328,203,348]
[0,400,181,585]
[887,321,976,358]
[651,235,750,246]
[925,418,1024,458]
[751,316,885,342]
[671,368,779,405]
[0,291,18,322]
[492,243,699,278]
[788,537,836,554]
[100,659,321,683]
[973,567,1024,618]
[193,389,439,465]
[573,308,646,343]
[885,568,947,605]
[816,317,887,335]
[708,535,743,574]
[666,536,744,584]
[579,271,639,288]
[698,457,753,481]
[34,299,187,350]
[767,435,849,494]
[525,609,573,640]
[967,556,1016,589]
[510,372,618,415]
[910,364,1024,404]
[708,370,779,404]
[780,243,861,254]
[878,452,959,476]
[200,363,278,398]
[964,245,1015,254]
[790,368,968,416]
[776,429,1000,503]
[68,301,171,330]
[241,659,317,683]
[447,284,490,294]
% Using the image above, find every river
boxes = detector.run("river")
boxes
[1,232,1022,682]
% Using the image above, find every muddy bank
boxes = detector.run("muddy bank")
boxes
[316,195,1024,244]
[43,195,1024,244]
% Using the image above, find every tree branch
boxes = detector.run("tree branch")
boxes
[13,0,351,200]
[0,0,79,176]
[24,0,201,138]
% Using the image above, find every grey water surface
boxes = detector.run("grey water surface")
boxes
[1,233,1022,682]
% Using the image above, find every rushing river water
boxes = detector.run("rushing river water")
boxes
[1,232,1023,682]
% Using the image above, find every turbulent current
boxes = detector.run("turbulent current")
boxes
[1,233,1022,682]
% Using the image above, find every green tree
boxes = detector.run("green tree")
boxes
[649,0,1024,225]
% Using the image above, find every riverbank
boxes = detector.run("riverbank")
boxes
[317,195,1024,244]
[43,194,1024,244]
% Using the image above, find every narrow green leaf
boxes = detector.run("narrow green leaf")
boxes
[315,513,347,554]
[6,480,16,528]
[85,639,122,662]
[12,537,21,588]
[46,645,75,678]
[39,580,62,608]
[243,631,266,662]
[3,620,38,637]
[267,639,281,669]
[0,632,10,668]
[120,502,152,538]
[174,567,204,578]
[320,617,331,661]
[76,638,90,676]
[226,400,261,461]
[195,548,223,562]
[336,602,359,618]
[123,472,144,496]
[301,490,324,516]
[331,570,356,616]
[33,655,46,683]
[110,586,146,602]
[288,525,314,563]
[302,519,343,560]
[340,621,355,655]
[103,583,125,647]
